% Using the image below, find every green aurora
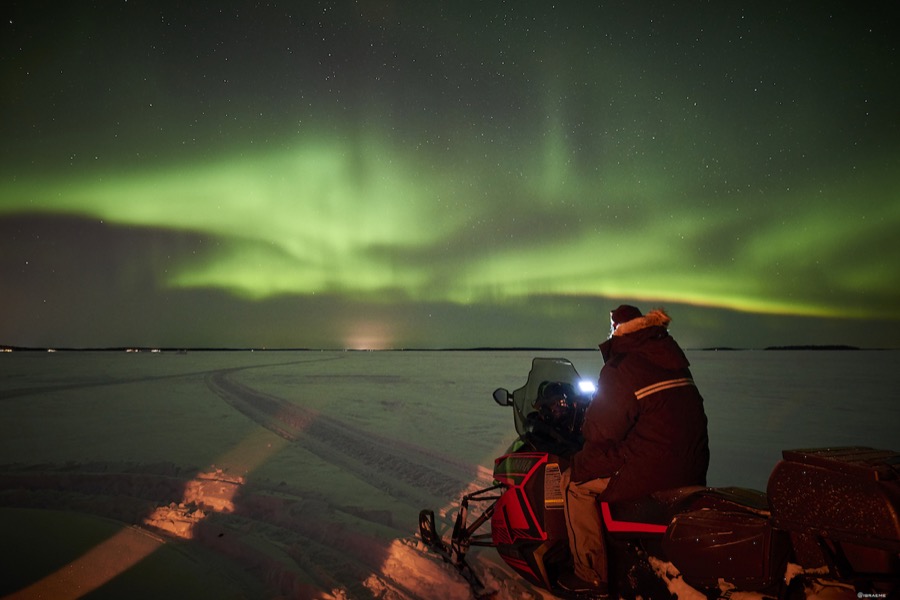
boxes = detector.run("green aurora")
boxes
[2,2,898,348]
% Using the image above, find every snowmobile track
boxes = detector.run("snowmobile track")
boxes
[204,366,483,508]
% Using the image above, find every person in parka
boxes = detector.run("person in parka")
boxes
[557,305,710,596]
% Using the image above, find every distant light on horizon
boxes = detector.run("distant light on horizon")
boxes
[342,320,397,350]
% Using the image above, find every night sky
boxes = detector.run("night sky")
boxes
[2,2,898,349]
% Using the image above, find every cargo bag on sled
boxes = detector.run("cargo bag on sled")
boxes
[766,446,900,578]
[662,508,789,589]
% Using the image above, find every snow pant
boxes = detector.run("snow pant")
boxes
[560,468,611,584]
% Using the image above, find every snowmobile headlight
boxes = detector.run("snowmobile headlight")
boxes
[578,380,596,395]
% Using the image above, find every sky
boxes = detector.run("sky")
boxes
[1,1,898,350]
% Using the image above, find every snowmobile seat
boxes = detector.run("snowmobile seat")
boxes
[603,485,770,538]
[601,487,705,537]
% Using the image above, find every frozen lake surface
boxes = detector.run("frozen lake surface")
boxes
[1,350,897,598]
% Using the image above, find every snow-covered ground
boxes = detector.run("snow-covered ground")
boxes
[1,350,897,599]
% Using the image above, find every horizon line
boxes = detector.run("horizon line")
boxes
[0,344,882,353]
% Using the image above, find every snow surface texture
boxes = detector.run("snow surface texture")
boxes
[1,350,897,599]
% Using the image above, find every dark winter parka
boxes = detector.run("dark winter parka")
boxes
[572,309,710,502]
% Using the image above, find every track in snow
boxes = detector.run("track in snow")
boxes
[204,364,491,507]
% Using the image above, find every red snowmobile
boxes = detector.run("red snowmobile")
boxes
[419,357,899,599]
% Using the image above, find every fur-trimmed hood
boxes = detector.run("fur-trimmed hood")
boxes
[612,308,671,337]
[600,307,689,370]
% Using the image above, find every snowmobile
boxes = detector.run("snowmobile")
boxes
[419,357,899,599]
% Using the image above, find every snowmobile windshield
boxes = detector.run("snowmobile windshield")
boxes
[509,358,588,439]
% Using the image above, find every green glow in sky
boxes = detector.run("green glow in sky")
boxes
[2,2,898,348]
[3,132,897,321]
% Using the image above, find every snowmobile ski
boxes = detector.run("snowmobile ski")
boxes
[418,508,492,598]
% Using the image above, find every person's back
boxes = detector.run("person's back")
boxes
[575,309,709,501]
[558,305,709,596]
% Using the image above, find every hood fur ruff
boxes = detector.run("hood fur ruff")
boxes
[613,308,671,337]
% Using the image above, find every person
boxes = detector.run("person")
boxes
[524,381,586,456]
[557,305,710,596]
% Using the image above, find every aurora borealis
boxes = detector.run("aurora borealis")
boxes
[2,2,898,349]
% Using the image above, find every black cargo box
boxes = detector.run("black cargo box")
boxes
[767,447,900,552]
[662,508,788,589]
